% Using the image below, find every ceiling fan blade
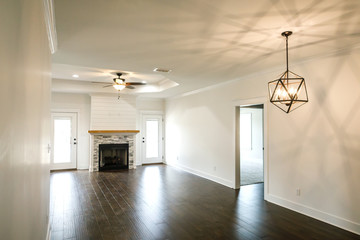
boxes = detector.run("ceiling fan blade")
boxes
[126,85,135,89]
[102,84,113,88]
[92,81,109,84]
[126,82,146,85]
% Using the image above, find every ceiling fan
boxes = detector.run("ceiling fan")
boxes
[93,72,146,91]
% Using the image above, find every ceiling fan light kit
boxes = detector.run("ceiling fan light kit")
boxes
[91,72,147,94]
[112,73,126,91]
[268,31,308,113]
[113,84,126,91]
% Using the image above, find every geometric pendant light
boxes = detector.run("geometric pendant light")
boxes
[268,31,308,113]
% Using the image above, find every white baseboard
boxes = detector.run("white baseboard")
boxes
[166,162,233,188]
[267,194,360,235]
[77,166,89,170]
[46,220,51,240]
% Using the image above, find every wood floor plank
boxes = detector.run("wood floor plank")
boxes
[50,165,360,240]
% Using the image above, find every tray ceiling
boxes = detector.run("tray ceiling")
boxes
[52,0,360,98]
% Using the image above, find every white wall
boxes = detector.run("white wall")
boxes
[0,0,51,239]
[165,48,360,234]
[136,97,165,111]
[90,95,137,130]
[240,107,263,160]
[88,95,164,166]
[51,93,91,169]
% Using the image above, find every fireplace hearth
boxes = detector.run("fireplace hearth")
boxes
[99,144,129,171]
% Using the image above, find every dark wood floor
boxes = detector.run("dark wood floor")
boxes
[50,165,359,240]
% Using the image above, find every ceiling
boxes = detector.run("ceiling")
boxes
[52,0,360,98]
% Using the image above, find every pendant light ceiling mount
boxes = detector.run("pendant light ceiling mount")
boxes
[268,31,308,113]
[281,31,293,37]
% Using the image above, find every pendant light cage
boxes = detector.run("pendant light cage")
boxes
[268,31,308,113]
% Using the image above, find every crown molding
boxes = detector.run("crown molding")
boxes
[43,0,57,54]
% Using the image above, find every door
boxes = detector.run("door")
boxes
[142,114,163,164]
[50,112,77,170]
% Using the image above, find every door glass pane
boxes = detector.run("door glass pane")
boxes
[54,119,71,163]
[146,120,159,158]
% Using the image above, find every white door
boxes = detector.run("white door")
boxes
[142,115,163,164]
[50,112,77,170]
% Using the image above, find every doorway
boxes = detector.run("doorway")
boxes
[141,114,163,164]
[239,104,264,186]
[50,112,77,170]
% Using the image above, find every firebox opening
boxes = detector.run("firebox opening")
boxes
[99,144,129,171]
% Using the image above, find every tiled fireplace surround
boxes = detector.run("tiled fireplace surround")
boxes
[89,131,139,171]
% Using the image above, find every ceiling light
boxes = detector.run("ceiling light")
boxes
[268,31,308,113]
[113,84,126,91]
[153,68,171,73]
[115,78,124,84]
[72,74,79,78]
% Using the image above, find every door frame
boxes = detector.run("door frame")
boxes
[139,111,164,165]
[50,109,80,170]
[233,97,268,201]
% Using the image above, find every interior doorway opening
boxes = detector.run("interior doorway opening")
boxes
[239,104,264,186]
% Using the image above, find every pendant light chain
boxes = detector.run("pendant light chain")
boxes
[286,34,289,73]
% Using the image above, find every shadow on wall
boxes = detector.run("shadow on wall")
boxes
[270,48,360,224]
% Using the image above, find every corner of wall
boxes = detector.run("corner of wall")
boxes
[166,162,234,189]
[46,220,51,240]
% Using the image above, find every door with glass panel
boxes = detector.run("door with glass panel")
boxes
[50,112,77,170]
[142,115,163,164]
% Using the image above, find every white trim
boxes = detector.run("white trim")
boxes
[232,96,268,107]
[233,97,269,201]
[43,0,57,54]
[166,162,233,188]
[139,112,164,165]
[138,111,165,165]
[45,220,51,240]
[267,194,360,235]
[234,107,240,188]
[89,134,94,172]
[50,109,80,170]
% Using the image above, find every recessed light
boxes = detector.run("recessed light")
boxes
[153,68,171,73]
[72,74,79,78]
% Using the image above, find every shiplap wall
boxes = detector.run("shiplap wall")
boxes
[90,95,137,130]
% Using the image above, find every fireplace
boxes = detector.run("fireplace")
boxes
[88,131,138,171]
[99,144,129,171]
